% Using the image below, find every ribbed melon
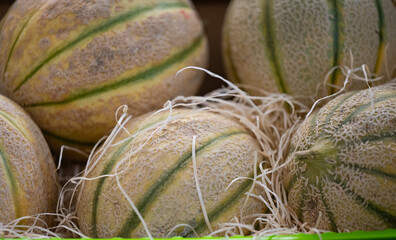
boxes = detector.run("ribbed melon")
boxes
[222,0,396,105]
[76,109,265,238]
[0,94,58,225]
[0,0,208,158]
[283,85,396,231]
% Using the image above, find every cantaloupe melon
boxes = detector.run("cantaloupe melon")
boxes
[0,0,208,159]
[76,109,265,238]
[0,94,58,225]
[283,85,396,231]
[222,0,396,105]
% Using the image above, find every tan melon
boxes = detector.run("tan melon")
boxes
[0,94,58,226]
[76,108,265,238]
[0,0,208,159]
[283,85,396,231]
[222,0,396,105]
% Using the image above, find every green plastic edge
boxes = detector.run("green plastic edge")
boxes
[1,229,395,240]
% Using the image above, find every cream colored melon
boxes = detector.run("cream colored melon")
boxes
[0,94,58,225]
[283,85,396,231]
[0,0,208,159]
[76,109,265,238]
[223,0,396,105]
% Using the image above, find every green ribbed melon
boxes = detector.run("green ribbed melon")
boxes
[0,0,208,158]
[0,94,58,225]
[76,109,265,238]
[222,0,396,105]
[283,85,396,231]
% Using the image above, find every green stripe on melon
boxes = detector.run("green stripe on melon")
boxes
[260,0,287,93]
[24,36,203,108]
[0,0,46,79]
[35,34,207,147]
[327,0,343,92]
[3,9,37,81]
[77,109,264,238]
[117,131,249,238]
[90,110,185,237]
[0,110,32,141]
[0,0,208,160]
[0,147,23,220]
[283,85,396,231]
[0,94,58,225]
[28,34,205,152]
[183,170,256,237]
[222,0,396,105]
[13,2,190,92]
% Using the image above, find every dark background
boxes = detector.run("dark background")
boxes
[0,0,231,95]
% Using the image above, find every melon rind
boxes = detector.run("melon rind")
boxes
[77,109,265,238]
[283,85,396,231]
[222,0,396,105]
[0,0,208,158]
[0,94,58,225]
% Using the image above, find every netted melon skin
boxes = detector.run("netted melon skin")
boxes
[222,0,396,105]
[77,109,265,238]
[0,94,58,225]
[0,0,208,159]
[283,85,396,231]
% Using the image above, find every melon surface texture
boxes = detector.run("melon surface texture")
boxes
[0,94,58,225]
[77,109,265,238]
[0,0,208,158]
[283,85,396,231]
[222,0,396,105]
